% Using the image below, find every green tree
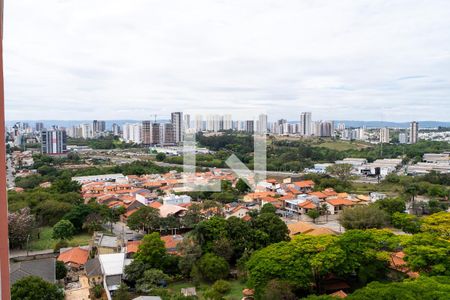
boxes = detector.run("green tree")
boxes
[156,152,167,161]
[374,197,406,216]
[134,232,168,268]
[260,203,277,215]
[55,260,68,280]
[177,237,202,277]
[391,212,421,234]
[113,283,131,300]
[193,217,228,252]
[127,207,160,233]
[251,213,290,245]
[307,209,320,224]
[52,219,75,240]
[262,279,296,300]
[347,276,450,299]
[82,212,105,234]
[403,233,450,275]
[420,212,450,238]
[63,204,94,232]
[337,229,401,283]
[339,205,389,230]
[212,279,231,294]
[92,285,103,299]
[136,269,170,293]
[11,276,64,300]
[246,235,345,294]
[52,177,81,193]
[197,253,230,282]
[236,178,250,194]
[326,163,353,182]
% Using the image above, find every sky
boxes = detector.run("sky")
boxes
[4,0,450,121]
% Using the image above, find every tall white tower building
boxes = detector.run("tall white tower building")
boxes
[300,112,312,136]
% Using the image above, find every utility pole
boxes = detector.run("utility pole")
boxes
[0,0,12,298]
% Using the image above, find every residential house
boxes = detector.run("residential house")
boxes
[85,257,103,286]
[57,246,90,270]
[99,253,127,299]
[10,257,56,285]
[92,232,121,254]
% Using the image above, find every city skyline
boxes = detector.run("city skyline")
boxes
[5,1,450,121]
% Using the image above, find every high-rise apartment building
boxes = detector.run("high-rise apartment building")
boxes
[183,114,191,130]
[256,114,268,134]
[300,112,312,136]
[93,120,106,134]
[399,132,407,144]
[142,121,153,145]
[162,123,175,145]
[112,123,121,136]
[41,129,67,155]
[245,120,254,133]
[380,127,390,143]
[410,121,419,144]
[122,123,142,144]
[35,122,44,132]
[223,114,232,131]
[171,112,183,143]
[194,115,203,132]
[81,123,93,139]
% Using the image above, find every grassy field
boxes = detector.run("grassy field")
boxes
[313,140,371,151]
[168,280,246,300]
[29,227,92,251]
[351,182,404,196]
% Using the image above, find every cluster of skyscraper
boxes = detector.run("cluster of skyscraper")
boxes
[66,120,119,139]
[122,112,184,146]
[7,113,423,156]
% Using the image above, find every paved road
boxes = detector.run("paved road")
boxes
[108,221,143,242]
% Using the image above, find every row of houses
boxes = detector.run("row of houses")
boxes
[55,232,184,299]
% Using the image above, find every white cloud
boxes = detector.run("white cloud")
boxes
[4,0,450,121]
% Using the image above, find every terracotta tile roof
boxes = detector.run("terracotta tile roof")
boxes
[124,208,139,218]
[230,205,248,214]
[308,191,328,199]
[261,196,279,203]
[298,200,317,209]
[143,181,164,188]
[280,193,296,201]
[293,180,315,188]
[242,215,252,222]
[161,235,183,253]
[389,251,420,278]
[245,192,277,199]
[149,201,162,209]
[287,187,302,195]
[323,188,338,197]
[288,221,316,236]
[330,290,348,298]
[288,221,338,237]
[107,201,124,208]
[326,198,355,206]
[126,241,142,254]
[58,247,89,267]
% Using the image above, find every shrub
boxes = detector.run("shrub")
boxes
[212,279,231,294]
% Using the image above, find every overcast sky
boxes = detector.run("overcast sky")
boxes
[4,0,450,121]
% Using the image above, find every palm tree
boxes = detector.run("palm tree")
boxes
[405,184,419,215]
